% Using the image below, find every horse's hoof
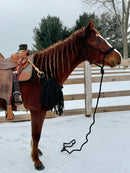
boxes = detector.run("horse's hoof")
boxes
[38,150,43,157]
[35,164,45,171]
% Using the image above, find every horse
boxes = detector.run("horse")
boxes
[0,20,121,170]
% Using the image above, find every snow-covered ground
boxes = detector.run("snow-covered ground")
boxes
[0,112,130,173]
[0,68,130,173]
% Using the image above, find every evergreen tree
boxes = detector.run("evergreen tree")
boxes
[33,15,71,51]
[33,13,124,56]
[72,12,99,32]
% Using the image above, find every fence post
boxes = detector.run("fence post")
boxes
[84,61,92,117]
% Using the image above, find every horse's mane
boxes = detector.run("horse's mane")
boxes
[34,26,98,79]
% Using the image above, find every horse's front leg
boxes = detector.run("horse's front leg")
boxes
[30,109,46,170]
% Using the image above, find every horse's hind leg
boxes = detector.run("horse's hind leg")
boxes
[30,109,46,170]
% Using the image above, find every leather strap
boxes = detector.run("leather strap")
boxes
[6,105,15,120]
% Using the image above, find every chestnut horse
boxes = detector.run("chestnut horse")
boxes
[0,20,121,170]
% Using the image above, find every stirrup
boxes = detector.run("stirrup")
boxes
[6,105,15,120]
[13,91,23,106]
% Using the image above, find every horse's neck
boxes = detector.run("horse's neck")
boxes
[34,33,84,86]
[56,39,83,85]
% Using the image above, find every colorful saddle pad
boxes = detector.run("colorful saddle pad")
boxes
[18,56,34,82]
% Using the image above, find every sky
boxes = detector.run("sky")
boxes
[0,0,129,57]
[0,0,88,57]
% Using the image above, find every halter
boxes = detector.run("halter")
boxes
[82,35,114,70]
[61,35,114,154]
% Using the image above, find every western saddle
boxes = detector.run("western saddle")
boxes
[0,44,30,120]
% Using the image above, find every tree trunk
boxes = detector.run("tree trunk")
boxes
[121,20,128,59]
[121,0,129,59]
[122,32,128,59]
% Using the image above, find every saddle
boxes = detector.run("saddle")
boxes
[0,49,33,120]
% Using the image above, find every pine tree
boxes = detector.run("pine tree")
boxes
[33,15,71,51]
[72,12,99,32]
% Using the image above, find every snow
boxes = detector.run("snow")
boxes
[0,112,130,173]
[0,68,130,173]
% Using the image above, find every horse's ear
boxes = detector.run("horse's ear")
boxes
[85,19,94,33]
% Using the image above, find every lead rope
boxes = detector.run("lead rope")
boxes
[61,60,105,154]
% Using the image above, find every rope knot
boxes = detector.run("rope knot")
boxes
[100,67,104,75]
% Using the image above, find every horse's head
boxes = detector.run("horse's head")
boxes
[82,20,122,67]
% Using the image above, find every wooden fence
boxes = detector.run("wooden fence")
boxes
[64,59,130,117]
[0,59,130,122]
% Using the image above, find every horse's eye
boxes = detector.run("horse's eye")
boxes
[96,39,101,43]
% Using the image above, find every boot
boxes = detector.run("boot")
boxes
[13,71,22,106]
[6,105,15,120]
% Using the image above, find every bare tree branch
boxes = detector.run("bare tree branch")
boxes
[111,0,121,24]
